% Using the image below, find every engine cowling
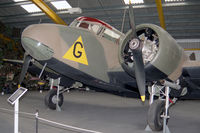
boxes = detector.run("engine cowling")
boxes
[119,24,186,82]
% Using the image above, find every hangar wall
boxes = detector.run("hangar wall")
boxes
[177,39,200,61]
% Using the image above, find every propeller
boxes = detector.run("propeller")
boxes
[128,1,146,102]
[18,54,32,88]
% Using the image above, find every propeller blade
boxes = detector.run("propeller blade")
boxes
[18,55,32,88]
[128,1,137,38]
[127,1,146,102]
[128,39,146,102]
[132,49,146,102]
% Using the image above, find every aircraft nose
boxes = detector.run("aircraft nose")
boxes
[21,24,60,61]
[21,37,54,61]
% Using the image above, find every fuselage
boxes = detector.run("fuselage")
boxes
[21,16,189,95]
[21,17,138,93]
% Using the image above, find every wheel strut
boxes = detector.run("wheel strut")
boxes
[56,77,61,111]
[146,80,180,133]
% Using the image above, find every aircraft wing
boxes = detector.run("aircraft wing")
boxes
[2,58,58,78]
[2,58,23,65]
[182,61,200,90]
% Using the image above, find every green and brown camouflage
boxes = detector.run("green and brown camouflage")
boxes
[21,19,125,83]
[21,16,186,91]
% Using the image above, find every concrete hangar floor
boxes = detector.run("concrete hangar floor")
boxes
[0,90,200,133]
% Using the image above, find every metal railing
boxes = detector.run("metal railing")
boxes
[0,107,103,133]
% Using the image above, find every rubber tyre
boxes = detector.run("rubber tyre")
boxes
[147,100,166,131]
[45,89,64,110]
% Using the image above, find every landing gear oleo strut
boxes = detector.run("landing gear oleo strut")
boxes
[45,77,83,111]
[146,80,180,133]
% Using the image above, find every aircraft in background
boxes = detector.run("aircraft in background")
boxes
[6,2,200,132]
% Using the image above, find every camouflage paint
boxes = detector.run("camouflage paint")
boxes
[22,24,110,82]
[119,24,186,81]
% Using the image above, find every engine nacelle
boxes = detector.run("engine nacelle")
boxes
[119,24,186,82]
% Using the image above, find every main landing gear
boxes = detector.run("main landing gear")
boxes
[146,80,180,133]
[45,77,83,111]
[45,89,64,110]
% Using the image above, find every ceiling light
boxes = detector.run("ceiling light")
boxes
[124,0,144,4]
[51,1,72,10]
[165,0,184,2]
[13,0,27,2]
[21,4,41,13]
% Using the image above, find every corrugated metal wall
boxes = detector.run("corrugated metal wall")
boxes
[177,39,200,61]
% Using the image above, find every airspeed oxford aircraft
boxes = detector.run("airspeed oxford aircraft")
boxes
[15,2,198,132]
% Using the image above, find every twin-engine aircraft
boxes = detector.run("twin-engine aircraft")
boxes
[13,2,200,132]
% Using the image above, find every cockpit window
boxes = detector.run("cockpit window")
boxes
[90,24,100,34]
[69,17,124,43]
[79,22,89,29]
[77,21,100,34]
[102,28,120,43]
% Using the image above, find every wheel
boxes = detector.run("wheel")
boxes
[147,100,167,131]
[45,89,64,110]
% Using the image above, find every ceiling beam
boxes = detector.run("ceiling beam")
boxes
[155,0,166,29]
[31,0,67,25]
[0,0,62,8]
[2,8,200,21]
[3,13,200,26]
[0,1,32,8]
[0,33,18,51]
[1,1,200,19]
